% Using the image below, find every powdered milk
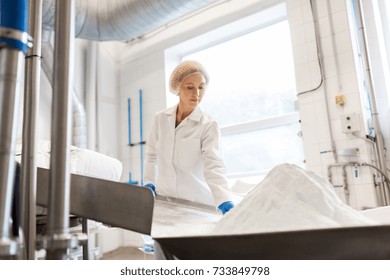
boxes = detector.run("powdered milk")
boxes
[213,164,378,234]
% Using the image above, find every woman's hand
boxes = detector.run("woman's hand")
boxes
[144,183,156,196]
[218,201,234,214]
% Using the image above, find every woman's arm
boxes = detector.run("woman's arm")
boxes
[201,121,235,207]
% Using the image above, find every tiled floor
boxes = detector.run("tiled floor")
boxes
[101,246,155,260]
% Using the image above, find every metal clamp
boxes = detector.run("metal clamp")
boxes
[0,237,20,257]
[37,232,88,251]
[0,26,33,48]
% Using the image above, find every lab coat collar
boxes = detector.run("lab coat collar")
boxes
[165,104,202,123]
[165,104,178,116]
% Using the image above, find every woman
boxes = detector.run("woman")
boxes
[143,60,234,214]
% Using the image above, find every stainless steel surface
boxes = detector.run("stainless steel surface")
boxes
[20,0,43,260]
[37,232,87,260]
[37,168,155,235]
[0,48,25,256]
[81,218,88,260]
[155,225,390,259]
[46,0,75,259]
[156,195,218,213]
[152,196,220,238]
[42,0,219,41]
[0,238,19,257]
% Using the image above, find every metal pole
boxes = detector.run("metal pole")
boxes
[20,0,43,260]
[0,0,30,258]
[356,0,389,205]
[45,0,75,259]
[81,218,89,260]
[0,48,25,258]
[139,89,144,186]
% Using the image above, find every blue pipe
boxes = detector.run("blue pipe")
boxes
[139,89,144,186]
[127,91,145,185]
[127,98,132,145]
[0,0,30,53]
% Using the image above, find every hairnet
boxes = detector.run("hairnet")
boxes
[169,60,209,94]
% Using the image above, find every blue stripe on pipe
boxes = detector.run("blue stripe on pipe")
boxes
[0,0,29,53]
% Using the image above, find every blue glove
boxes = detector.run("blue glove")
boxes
[218,201,234,215]
[144,183,156,196]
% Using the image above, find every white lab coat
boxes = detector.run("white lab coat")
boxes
[143,104,234,206]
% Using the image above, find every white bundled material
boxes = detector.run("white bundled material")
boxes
[213,164,378,235]
[15,140,123,181]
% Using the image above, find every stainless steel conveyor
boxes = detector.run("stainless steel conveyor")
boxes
[36,167,154,235]
[151,196,221,238]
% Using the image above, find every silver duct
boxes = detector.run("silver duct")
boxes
[42,0,219,41]
[41,30,87,149]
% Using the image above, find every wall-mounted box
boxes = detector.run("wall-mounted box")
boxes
[340,113,360,133]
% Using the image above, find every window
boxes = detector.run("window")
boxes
[348,0,390,136]
[184,21,297,127]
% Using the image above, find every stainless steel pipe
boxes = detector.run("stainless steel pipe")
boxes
[20,0,43,260]
[45,0,75,259]
[0,48,25,257]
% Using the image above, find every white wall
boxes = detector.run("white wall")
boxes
[119,52,167,184]
[96,44,121,159]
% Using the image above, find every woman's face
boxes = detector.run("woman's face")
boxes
[178,73,206,109]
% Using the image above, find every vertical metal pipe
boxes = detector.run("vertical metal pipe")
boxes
[46,0,74,259]
[81,218,88,260]
[139,89,144,186]
[0,0,30,258]
[20,0,43,260]
[0,48,24,257]
[128,98,132,145]
[356,0,389,205]
[310,0,338,163]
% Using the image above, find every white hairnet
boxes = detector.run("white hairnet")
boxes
[169,60,209,94]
